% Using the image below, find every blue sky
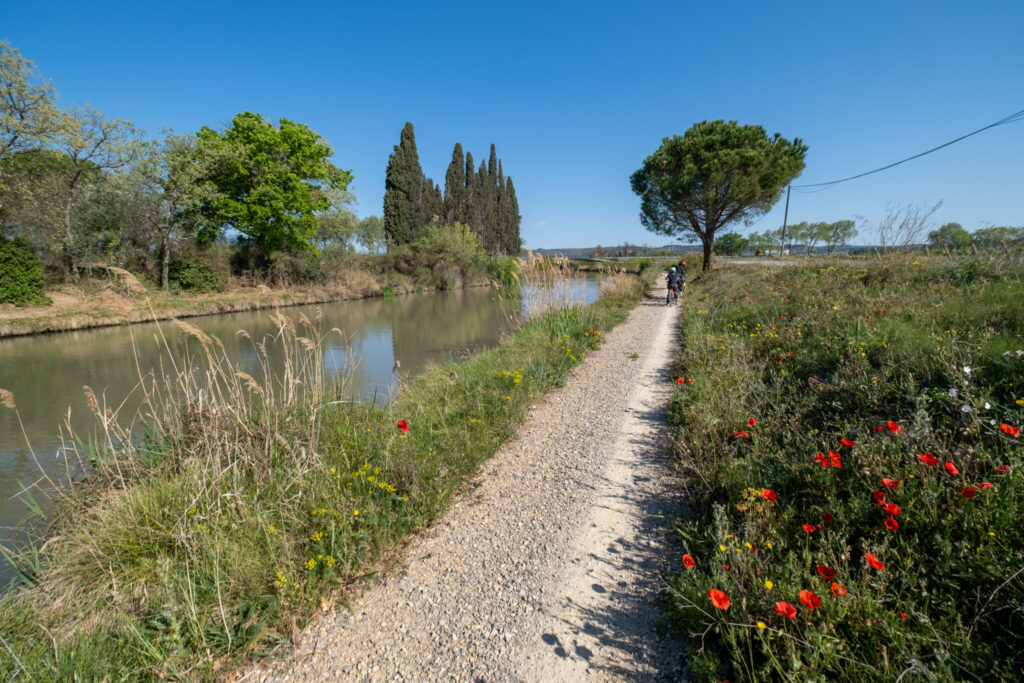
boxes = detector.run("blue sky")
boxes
[3,0,1021,248]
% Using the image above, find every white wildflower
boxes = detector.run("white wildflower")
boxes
[984,402,991,409]
[947,388,958,398]
[963,366,972,375]
[961,404,971,413]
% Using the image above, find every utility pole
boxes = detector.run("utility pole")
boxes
[779,185,791,256]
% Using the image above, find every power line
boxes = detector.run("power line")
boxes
[791,107,1024,193]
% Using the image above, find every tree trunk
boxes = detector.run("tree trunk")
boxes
[160,230,170,290]
[62,196,78,281]
[702,236,713,271]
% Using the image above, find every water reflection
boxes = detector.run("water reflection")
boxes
[0,278,601,584]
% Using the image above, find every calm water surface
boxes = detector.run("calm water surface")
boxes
[0,280,600,586]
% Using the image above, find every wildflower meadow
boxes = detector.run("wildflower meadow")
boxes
[665,254,1024,681]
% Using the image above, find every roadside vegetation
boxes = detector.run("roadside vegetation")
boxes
[664,253,1024,680]
[0,260,655,680]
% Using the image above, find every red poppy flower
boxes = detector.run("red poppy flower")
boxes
[799,590,822,610]
[675,377,685,384]
[397,419,410,432]
[774,601,797,619]
[1000,423,1021,437]
[886,421,903,434]
[900,612,908,620]
[872,491,887,505]
[682,554,695,569]
[875,425,883,432]
[747,418,757,427]
[734,430,750,438]
[944,461,959,476]
[708,589,730,610]
[822,512,834,524]
[866,553,885,570]
[814,451,830,468]
[762,489,777,501]
[816,564,836,580]
[828,450,842,468]
[883,503,902,516]
[918,453,938,466]
[774,356,784,362]
[881,478,899,489]
[802,524,816,534]
[978,482,993,490]
[723,564,730,570]
[884,517,899,530]
[961,486,976,498]
[995,464,1010,473]
[840,439,855,448]
[831,582,847,596]
[687,379,693,385]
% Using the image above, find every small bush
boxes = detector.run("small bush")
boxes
[269,250,321,285]
[0,237,50,306]
[168,256,223,293]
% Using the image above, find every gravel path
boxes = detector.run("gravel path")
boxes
[249,283,685,682]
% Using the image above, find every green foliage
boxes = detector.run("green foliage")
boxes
[972,226,1024,249]
[197,112,352,259]
[268,250,321,285]
[664,255,1024,681]
[167,255,222,293]
[928,222,971,249]
[631,120,807,270]
[0,236,49,305]
[0,41,59,162]
[383,122,425,248]
[714,232,749,256]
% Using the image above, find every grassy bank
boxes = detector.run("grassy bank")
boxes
[662,255,1024,681]
[0,252,504,339]
[0,268,653,680]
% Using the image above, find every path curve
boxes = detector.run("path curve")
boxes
[250,281,684,682]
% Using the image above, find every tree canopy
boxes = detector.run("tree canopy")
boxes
[197,112,351,260]
[630,120,807,270]
[927,222,971,249]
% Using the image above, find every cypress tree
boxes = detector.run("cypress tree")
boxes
[383,122,424,248]
[475,160,491,250]
[495,161,508,254]
[420,177,443,227]
[443,143,466,224]
[463,151,476,228]
[505,177,521,255]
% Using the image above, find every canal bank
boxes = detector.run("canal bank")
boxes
[0,274,494,340]
[0,268,655,680]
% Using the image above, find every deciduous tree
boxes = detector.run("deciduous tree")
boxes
[714,231,749,256]
[51,105,140,278]
[197,112,351,262]
[820,219,857,254]
[631,120,806,270]
[927,222,970,249]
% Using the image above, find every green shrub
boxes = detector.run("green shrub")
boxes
[0,237,50,306]
[168,256,223,293]
[269,250,321,285]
